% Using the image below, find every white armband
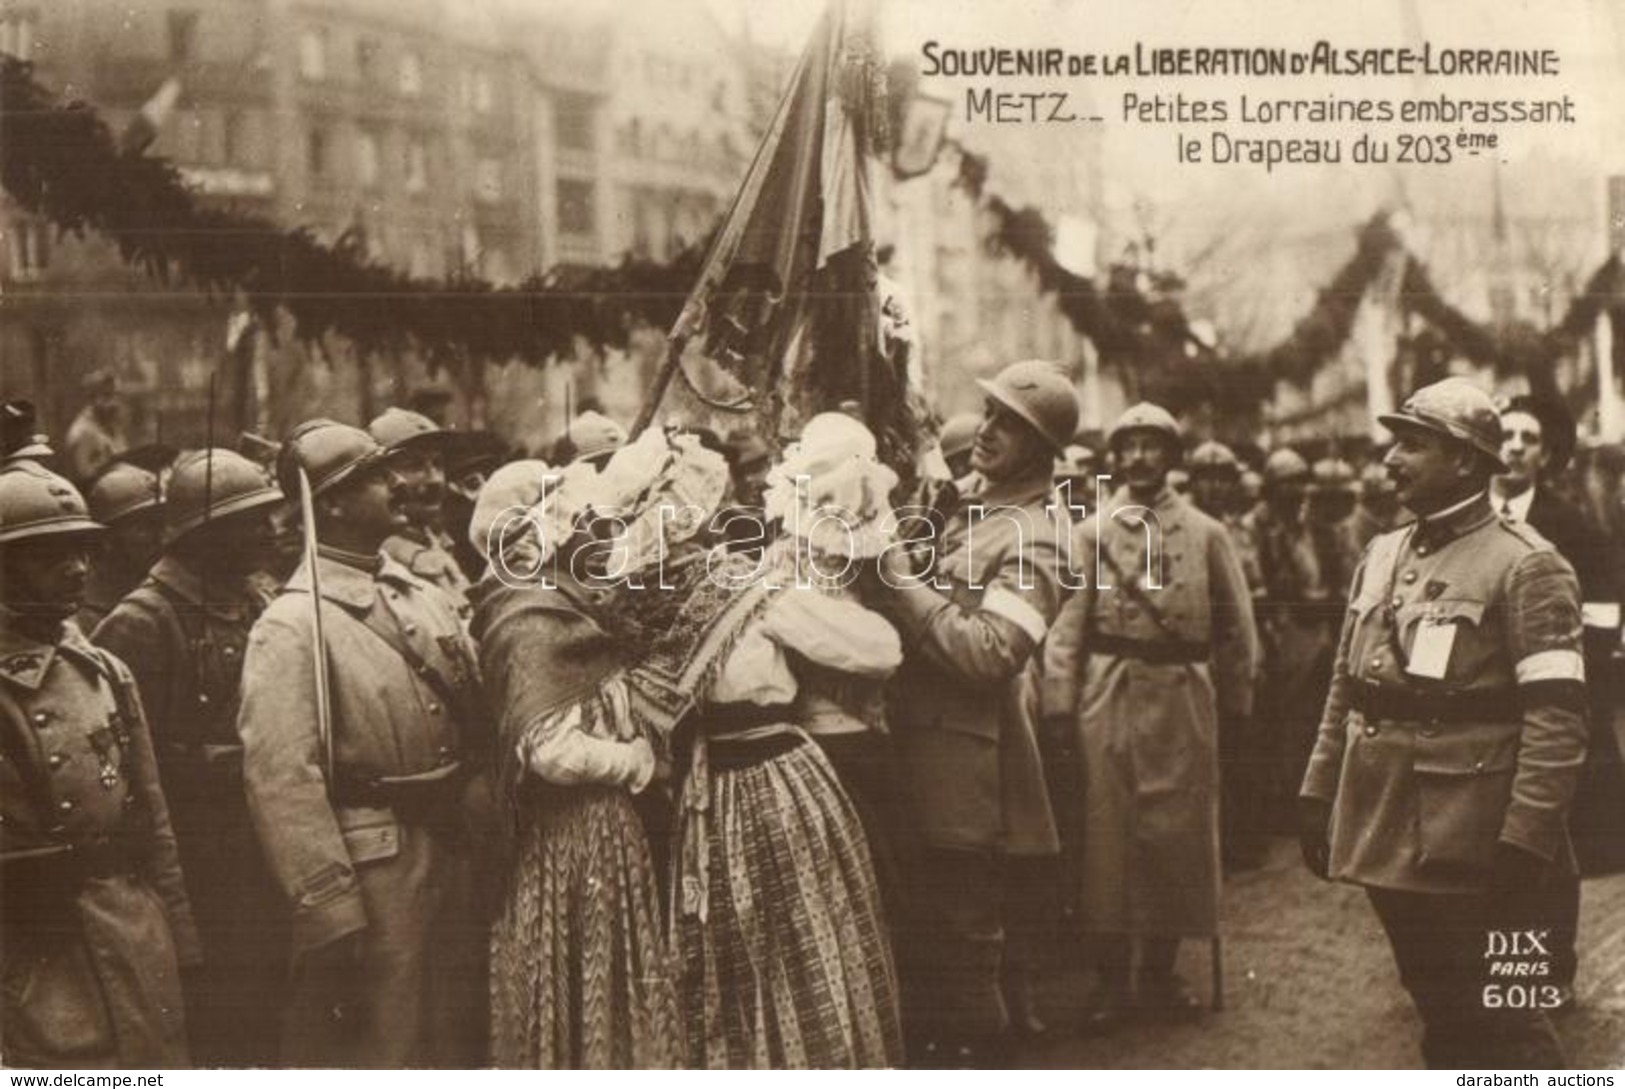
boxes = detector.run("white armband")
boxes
[1515,649,1585,684]
[1582,602,1620,630]
[983,587,1048,644]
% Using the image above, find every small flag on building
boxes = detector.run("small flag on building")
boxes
[120,75,183,155]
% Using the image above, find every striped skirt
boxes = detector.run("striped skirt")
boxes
[675,733,903,1068]
[490,785,682,1069]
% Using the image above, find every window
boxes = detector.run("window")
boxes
[355,36,379,85]
[408,237,432,278]
[631,195,652,256]
[357,130,380,190]
[555,93,594,153]
[556,179,595,236]
[474,158,502,204]
[399,50,422,97]
[404,136,427,194]
[167,9,198,63]
[171,108,202,163]
[299,28,327,81]
[483,247,511,285]
[306,124,329,179]
[222,110,248,165]
[472,71,493,114]
[1,11,38,60]
[6,218,49,279]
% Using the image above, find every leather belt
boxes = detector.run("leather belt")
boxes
[331,761,465,822]
[1350,681,1520,724]
[1091,633,1208,665]
[2,837,135,877]
[3,836,140,931]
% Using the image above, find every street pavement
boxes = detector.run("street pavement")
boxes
[1017,840,1625,1068]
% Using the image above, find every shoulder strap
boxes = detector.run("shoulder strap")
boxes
[332,587,466,714]
[0,680,56,822]
[1097,538,1184,644]
[81,645,142,735]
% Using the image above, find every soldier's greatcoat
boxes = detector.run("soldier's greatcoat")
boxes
[0,618,198,1068]
[237,550,486,1068]
[1043,485,1258,938]
[880,467,1065,1041]
[886,470,1064,857]
[93,556,284,1066]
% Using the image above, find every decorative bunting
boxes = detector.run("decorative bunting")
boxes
[0,56,705,365]
[4,52,1620,423]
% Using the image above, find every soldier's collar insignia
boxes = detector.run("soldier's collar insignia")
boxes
[0,649,52,690]
[1424,580,1448,600]
[3,651,44,673]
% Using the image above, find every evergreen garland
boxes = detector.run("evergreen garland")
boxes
[0,56,704,363]
[963,147,1624,412]
[6,51,1619,417]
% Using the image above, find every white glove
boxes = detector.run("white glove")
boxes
[528,726,656,793]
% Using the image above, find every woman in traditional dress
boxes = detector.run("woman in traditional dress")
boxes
[470,459,682,1069]
[759,412,904,907]
[592,426,905,1069]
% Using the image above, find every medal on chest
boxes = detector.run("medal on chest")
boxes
[88,726,122,790]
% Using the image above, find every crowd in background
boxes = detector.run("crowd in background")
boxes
[2,359,1622,1071]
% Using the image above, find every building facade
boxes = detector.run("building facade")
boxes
[0,0,600,446]
[601,0,751,263]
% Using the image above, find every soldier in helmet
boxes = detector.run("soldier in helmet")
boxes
[0,469,199,1067]
[1188,440,1237,517]
[91,449,286,1066]
[1309,457,1359,525]
[939,412,981,481]
[439,430,510,583]
[75,462,165,633]
[1299,379,1586,1068]
[1353,460,1406,547]
[1187,439,1268,869]
[1250,446,1342,825]
[1286,457,1368,792]
[1188,441,1263,591]
[1042,402,1258,1029]
[236,420,487,1067]
[368,408,473,619]
[1053,443,1099,521]
[867,359,1074,1064]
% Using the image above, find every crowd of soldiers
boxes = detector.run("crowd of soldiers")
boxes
[0,360,1620,1070]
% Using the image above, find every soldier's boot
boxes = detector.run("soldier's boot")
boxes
[1079,942,1133,1036]
[1003,971,1047,1039]
[1138,937,1204,1023]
